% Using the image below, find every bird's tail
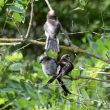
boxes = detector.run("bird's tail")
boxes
[57,78,71,96]
[45,37,59,52]
[44,76,71,96]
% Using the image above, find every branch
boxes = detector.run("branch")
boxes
[24,0,34,39]
[0,38,110,64]
[45,0,53,10]
[74,68,110,76]
[65,76,110,83]
[80,49,110,64]
[0,42,21,45]
[13,43,31,53]
[60,31,101,36]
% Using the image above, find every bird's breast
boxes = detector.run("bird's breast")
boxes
[42,61,57,76]
[44,21,60,38]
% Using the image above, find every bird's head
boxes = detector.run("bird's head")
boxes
[60,54,71,62]
[47,10,57,19]
[39,55,50,63]
[60,54,76,62]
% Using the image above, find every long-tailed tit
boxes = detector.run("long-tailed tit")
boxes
[39,55,71,95]
[44,10,60,52]
[46,54,75,94]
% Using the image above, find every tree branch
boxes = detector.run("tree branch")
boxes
[45,0,53,10]
[0,38,110,64]
[0,42,21,45]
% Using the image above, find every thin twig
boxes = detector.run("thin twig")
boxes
[60,31,101,35]
[45,0,53,10]
[35,74,110,86]
[80,49,110,64]
[74,68,110,76]
[25,0,34,39]
[64,76,110,83]
[60,31,89,35]
[11,17,22,37]
[78,66,110,75]
[13,43,31,53]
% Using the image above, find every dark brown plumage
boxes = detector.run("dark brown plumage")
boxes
[56,54,74,77]
[45,54,75,95]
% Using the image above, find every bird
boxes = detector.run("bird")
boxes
[39,55,71,95]
[44,10,60,52]
[45,54,75,94]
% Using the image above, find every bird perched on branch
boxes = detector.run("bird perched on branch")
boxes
[44,10,60,52]
[45,54,75,94]
[39,55,71,95]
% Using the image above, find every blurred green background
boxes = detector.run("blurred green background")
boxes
[0,0,110,110]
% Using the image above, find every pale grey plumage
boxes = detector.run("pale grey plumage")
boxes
[44,10,60,52]
[39,55,57,76]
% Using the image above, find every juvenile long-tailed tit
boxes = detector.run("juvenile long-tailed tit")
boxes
[44,10,60,52]
[39,55,71,95]
[46,54,74,94]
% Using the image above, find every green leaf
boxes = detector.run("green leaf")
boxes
[9,2,25,13]
[17,98,28,108]
[5,52,23,62]
[47,51,58,59]
[0,98,6,105]
[9,63,25,71]
[81,88,90,99]
[0,0,4,7]
[12,12,22,22]
[0,0,4,10]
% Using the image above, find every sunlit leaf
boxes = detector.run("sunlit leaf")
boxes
[5,52,23,62]
[0,98,6,105]
[12,12,22,22]
[0,0,4,10]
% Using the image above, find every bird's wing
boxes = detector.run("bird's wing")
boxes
[53,21,60,35]
[58,62,73,77]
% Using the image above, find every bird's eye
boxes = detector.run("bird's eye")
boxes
[67,55,69,57]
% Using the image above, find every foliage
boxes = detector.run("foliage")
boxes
[0,0,110,110]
